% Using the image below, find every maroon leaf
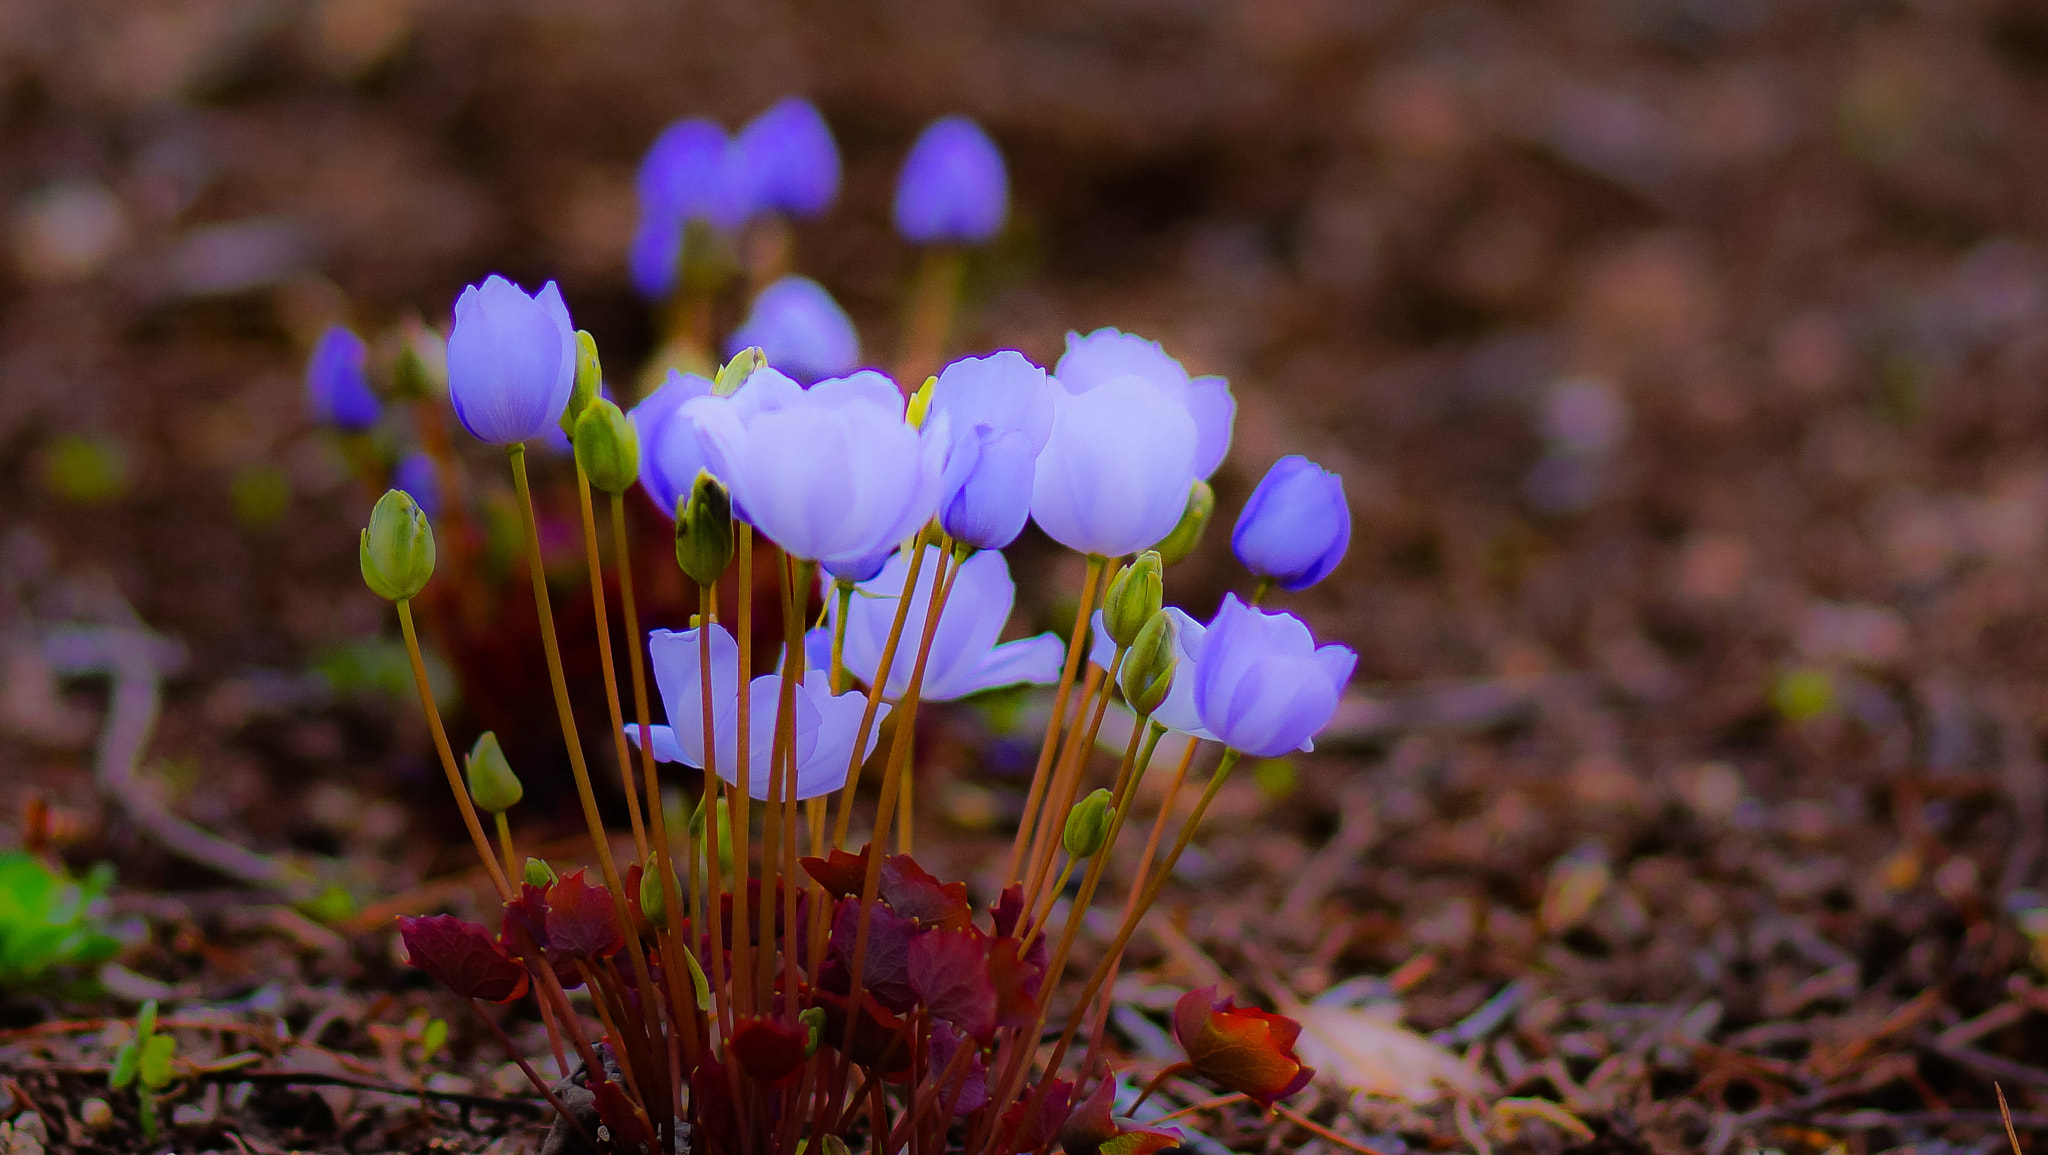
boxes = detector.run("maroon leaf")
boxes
[731,1016,809,1087]
[988,936,1044,1030]
[690,1059,738,1154]
[829,896,921,1013]
[879,854,972,929]
[811,990,914,1080]
[1170,986,1315,1109]
[927,1021,989,1116]
[398,915,530,1003]
[989,883,1026,938]
[800,846,871,898]
[499,886,585,992]
[1061,1075,1120,1155]
[909,927,998,1044]
[589,1078,655,1153]
[546,869,624,960]
[997,1076,1073,1154]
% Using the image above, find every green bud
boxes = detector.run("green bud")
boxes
[574,397,640,495]
[799,1006,826,1056]
[638,854,675,928]
[1063,788,1116,859]
[1152,479,1214,567]
[359,488,436,601]
[1118,610,1177,716]
[464,731,522,813]
[820,1138,852,1155]
[1102,551,1163,648]
[560,330,602,434]
[388,317,447,400]
[716,346,766,396]
[906,375,937,429]
[675,471,734,586]
[523,857,558,888]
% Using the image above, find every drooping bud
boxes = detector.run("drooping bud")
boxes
[1152,479,1214,567]
[638,854,675,928]
[716,346,766,396]
[1064,788,1115,859]
[464,732,522,813]
[573,397,640,495]
[675,471,735,586]
[1102,551,1163,648]
[523,857,558,888]
[559,330,602,434]
[1118,611,1177,716]
[906,375,937,429]
[799,1006,826,1056]
[359,489,436,601]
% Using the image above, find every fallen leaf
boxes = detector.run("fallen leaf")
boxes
[1291,1002,1483,1103]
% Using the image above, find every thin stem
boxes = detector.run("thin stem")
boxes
[897,246,966,386]
[830,582,853,694]
[698,585,734,1043]
[576,467,649,863]
[728,523,756,1017]
[465,999,596,1147]
[829,544,930,851]
[1022,653,1119,922]
[1005,556,1106,882]
[1082,733,1195,1075]
[493,812,516,883]
[897,724,915,855]
[1250,576,1275,607]
[394,599,511,901]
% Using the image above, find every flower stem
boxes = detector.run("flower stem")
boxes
[897,246,965,386]
[1250,575,1275,607]
[574,466,649,863]
[493,811,516,882]
[728,522,757,1017]
[829,544,930,851]
[394,598,511,901]
[1005,555,1106,883]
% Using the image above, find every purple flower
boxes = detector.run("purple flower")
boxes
[731,98,840,219]
[1192,596,1354,757]
[1089,607,1211,739]
[929,351,1054,549]
[446,276,576,445]
[629,368,717,515]
[832,546,1064,701]
[636,622,883,800]
[391,452,440,519]
[683,369,945,567]
[726,276,860,384]
[893,116,1007,244]
[1055,328,1234,479]
[1030,374,1197,557]
[1232,455,1350,591]
[306,325,379,431]
[631,118,744,298]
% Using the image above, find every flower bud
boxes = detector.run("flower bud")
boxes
[1063,788,1115,859]
[464,731,522,813]
[574,397,640,495]
[638,853,676,928]
[1152,479,1214,567]
[906,375,937,429]
[716,346,766,396]
[523,857,558,888]
[359,489,436,601]
[559,330,602,434]
[1118,610,1177,716]
[1102,551,1163,648]
[799,1006,826,1056]
[388,317,447,400]
[675,471,735,586]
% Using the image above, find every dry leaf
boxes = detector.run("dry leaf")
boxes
[1290,1003,1484,1103]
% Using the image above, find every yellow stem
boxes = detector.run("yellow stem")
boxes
[394,599,511,901]
[1005,556,1106,882]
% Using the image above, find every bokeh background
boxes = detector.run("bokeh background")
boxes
[9,0,2048,1147]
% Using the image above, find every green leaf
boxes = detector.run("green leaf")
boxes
[139,1033,175,1089]
[420,1017,448,1061]
[682,944,712,1013]
[110,1040,140,1088]
[136,998,158,1041]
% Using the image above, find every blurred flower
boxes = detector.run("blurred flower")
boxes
[726,276,859,383]
[1090,607,1211,740]
[1232,456,1350,591]
[446,276,576,445]
[306,324,380,431]
[630,368,717,515]
[893,116,1008,244]
[1031,374,1197,557]
[1055,328,1234,479]
[685,369,944,568]
[391,451,439,518]
[731,98,840,218]
[631,118,743,298]
[929,351,1055,549]
[1193,596,1354,757]
[638,622,882,800]
[831,545,1063,701]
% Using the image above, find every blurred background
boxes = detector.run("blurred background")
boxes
[7,0,2048,1146]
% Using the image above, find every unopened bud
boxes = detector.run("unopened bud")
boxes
[675,471,734,586]
[523,857,558,888]
[464,731,522,813]
[560,330,602,434]
[574,397,640,495]
[638,854,676,928]
[716,347,766,396]
[1118,611,1177,716]
[359,489,436,601]
[1064,788,1115,859]
[388,317,447,400]
[1102,552,1163,648]
[800,1006,826,1056]
[906,375,937,429]
[1152,479,1214,567]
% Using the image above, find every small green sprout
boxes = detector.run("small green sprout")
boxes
[110,999,178,1140]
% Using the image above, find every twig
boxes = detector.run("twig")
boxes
[0,1061,546,1116]
[1274,1102,1393,1155]
[2001,1084,2026,1154]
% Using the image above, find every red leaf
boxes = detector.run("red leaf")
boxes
[800,846,871,898]
[1099,1129,1186,1155]
[590,1077,655,1152]
[811,989,914,1080]
[988,936,1044,1030]
[546,869,624,960]
[879,854,972,929]
[997,1076,1073,1154]
[499,885,584,992]
[927,1021,989,1116]
[829,896,921,1013]
[988,883,1027,938]
[690,1059,738,1154]
[731,1015,809,1087]
[1062,1077,1182,1155]
[398,915,530,1003]
[1170,986,1315,1109]
[910,927,997,1044]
